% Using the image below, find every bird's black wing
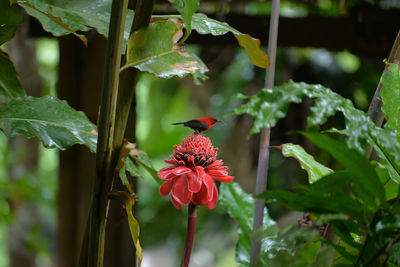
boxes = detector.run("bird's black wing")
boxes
[184,120,208,131]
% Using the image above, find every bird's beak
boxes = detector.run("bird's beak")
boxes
[216,120,224,124]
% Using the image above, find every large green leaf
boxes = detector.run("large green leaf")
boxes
[302,132,386,206]
[0,50,25,104]
[279,143,333,184]
[17,0,134,45]
[157,13,270,68]
[0,96,97,151]
[381,62,400,138]
[123,18,208,79]
[232,80,400,184]
[219,182,278,267]
[190,13,269,68]
[0,0,22,45]
[169,0,199,42]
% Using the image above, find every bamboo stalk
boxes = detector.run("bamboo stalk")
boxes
[79,0,128,266]
[249,0,280,265]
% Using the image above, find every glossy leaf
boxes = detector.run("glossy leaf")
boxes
[381,62,400,137]
[190,13,269,68]
[280,143,333,183]
[0,51,25,104]
[169,0,199,42]
[0,96,97,151]
[156,13,269,68]
[302,132,386,206]
[219,182,278,267]
[17,0,134,46]
[123,18,208,79]
[232,80,400,184]
[0,1,22,45]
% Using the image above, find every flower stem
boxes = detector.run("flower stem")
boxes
[181,203,198,267]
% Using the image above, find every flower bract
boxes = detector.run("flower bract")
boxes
[158,133,234,209]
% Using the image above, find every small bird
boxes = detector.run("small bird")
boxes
[172,117,222,133]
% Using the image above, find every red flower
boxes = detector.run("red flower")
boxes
[158,133,234,209]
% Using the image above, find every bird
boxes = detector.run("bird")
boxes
[172,117,222,133]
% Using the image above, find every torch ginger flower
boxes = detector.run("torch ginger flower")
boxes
[158,133,234,209]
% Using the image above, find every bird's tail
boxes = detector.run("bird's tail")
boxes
[172,122,185,125]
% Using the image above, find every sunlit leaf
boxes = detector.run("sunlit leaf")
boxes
[381,62,400,137]
[219,182,278,267]
[0,96,97,151]
[279,143,333,183]
[232,80,400,184]
[123,18,207,79]
[17,0,134,46]
[169,0,199,42]
[0,50,25,104]
[0,1,22,45]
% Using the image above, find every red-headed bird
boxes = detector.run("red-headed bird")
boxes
[172,117,222,133]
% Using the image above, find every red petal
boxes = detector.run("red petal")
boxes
[159,179,174,196]
[206,160,223,169]
[203,173,215,201]
[164,159,176,165]
[187,172,201,193]
[158,168,176,180]
[207,184,218,210]
[171,195,182,209]
[208,169,228,177]
[194,166,206,180]
[191,184,208,206]
[214,175,234,183]
[172,175,192,205]
[172,166,192,176]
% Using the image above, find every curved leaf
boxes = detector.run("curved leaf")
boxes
[280,143,333,184]
[232,80,400,184]
[0,50,25,104]
[169,0,199,42]
[219,182,277,267]
[0,1,22,45]
[18,0,134,46]
[0,96,97,151]
[191,13,269,68]
[123,18,208,79]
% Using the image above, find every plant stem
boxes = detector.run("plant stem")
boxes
[365,29,400,159]
[249,0,280,265]
[79,0,128,266]
[181,203,198,267]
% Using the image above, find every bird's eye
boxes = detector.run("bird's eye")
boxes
[213,118,217,122]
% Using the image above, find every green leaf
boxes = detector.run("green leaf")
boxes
[302,132,386,206]
[0,96,97,152]
[0,1,22,45]
[232,80,400,184]
[123,18,207,79]
[156,13,270,68]
[131,151,162,185]
[280,143,333,183]
[125,156,141,177]
[262,189,365,220]
[219,182,278,267]
[17,0,134,46]
[190,13,269,68]
[0,50,25,104]
[169,0,199,42]
[381,62,400,137]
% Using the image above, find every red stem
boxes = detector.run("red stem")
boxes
[181,203,198,267]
